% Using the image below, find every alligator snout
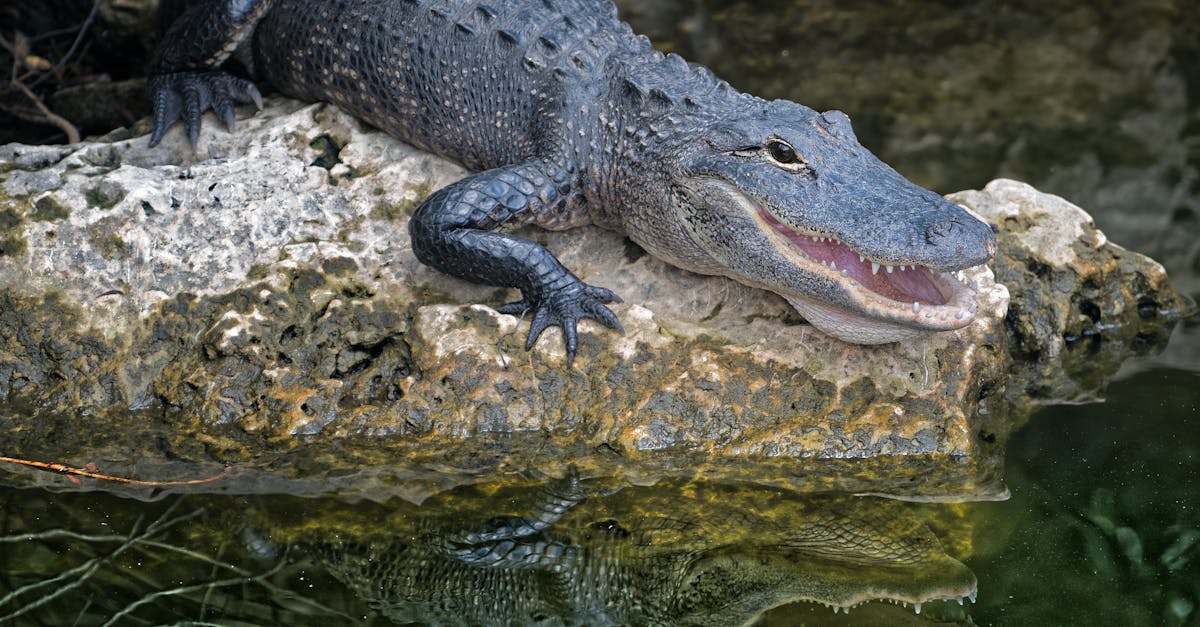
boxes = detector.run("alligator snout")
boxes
[922,211,997,269]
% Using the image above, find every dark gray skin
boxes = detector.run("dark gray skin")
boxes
[149,0,997,362]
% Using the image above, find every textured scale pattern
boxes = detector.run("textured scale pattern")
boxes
[149,0,998,353]
[255,0,628,171]
[408,158,623,362]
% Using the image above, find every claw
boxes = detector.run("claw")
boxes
[585,299,624,333]
[148,81,181,147]
[586,285,622,305]
[182,87,204,147]
[213,92,236,130]
[525,307,553,351]
[497,282,623,365]
[239,80,263,109]
[561,322,580,364]
[146,71,261,148]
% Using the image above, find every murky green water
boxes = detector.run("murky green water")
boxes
[2,0,1199,625]
[967,368,1200,626]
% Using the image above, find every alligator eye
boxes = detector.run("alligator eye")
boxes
[766,139,800,165]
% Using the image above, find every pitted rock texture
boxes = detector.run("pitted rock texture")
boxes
[950,180,1193,422]
[0,100,1185,502]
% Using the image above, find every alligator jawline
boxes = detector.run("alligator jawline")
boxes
[752,207,979,331]
[811,589,979,617]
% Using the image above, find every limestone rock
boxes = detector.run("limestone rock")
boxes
[0,99,1186,502]
[950,180,1193,422]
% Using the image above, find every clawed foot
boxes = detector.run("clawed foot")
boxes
[498,283,623,365]
[148,71,262,147]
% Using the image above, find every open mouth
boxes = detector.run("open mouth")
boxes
[755,209,980,331]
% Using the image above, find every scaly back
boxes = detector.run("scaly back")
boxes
[253,0,635,170]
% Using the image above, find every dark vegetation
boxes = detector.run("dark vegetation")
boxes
[0,0,157,145]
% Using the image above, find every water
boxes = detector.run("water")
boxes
[966,368,1200,626]
[2,0,1200,625]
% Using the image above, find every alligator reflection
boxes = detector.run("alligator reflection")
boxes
[304,470,977,625]
[0,473,978,625]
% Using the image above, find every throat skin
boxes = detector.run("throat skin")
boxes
[148,0,997,355]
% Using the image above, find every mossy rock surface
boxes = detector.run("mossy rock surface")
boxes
[0,101,1188,503]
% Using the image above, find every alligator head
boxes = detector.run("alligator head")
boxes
[649,98,996,344]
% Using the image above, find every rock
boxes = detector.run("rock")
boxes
[0,99,1188,503]
[949,180,1195,451]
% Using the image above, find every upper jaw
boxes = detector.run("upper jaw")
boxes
[707,179,988,343]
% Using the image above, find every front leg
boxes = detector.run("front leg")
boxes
[148,0,273,146]
[409,160,622,364]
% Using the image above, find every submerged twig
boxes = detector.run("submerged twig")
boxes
[100,559,288,627]
[1,499,354,624]
[0,529,127,544]
[0,502,204,622]
[0,455,232,486]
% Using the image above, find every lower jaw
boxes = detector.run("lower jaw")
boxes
[783,294,942,345]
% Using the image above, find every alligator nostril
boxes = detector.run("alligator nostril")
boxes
[925,220,956,243]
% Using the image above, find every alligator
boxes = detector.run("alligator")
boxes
[149,0,997,361]
[307,469,979,625]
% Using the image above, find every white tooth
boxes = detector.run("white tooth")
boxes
[915,603,922,615]
[913,302,921,313]
[871,262,879,275]
[957,598,964,606]
[841,269,848,277]
[859,254,865,262]
[830,261,836,270]
[886,265,894,273]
